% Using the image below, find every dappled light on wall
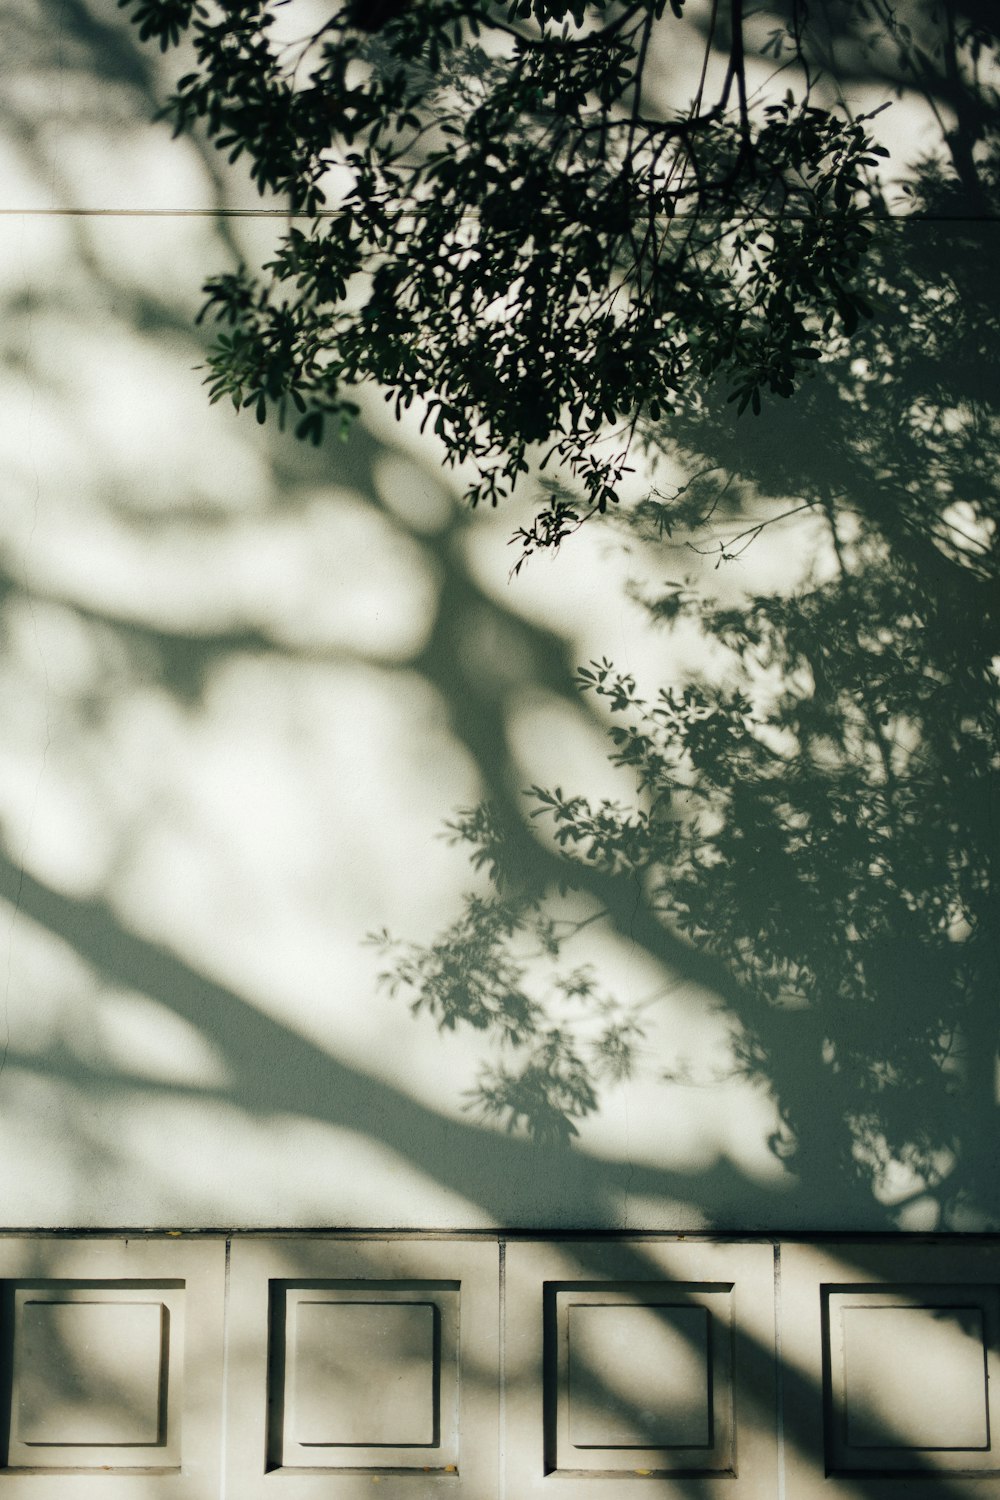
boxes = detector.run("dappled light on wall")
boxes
[0,0,995,1249]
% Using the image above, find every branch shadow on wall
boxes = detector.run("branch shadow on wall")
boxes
[0,0,994,1236]
[0,0,997,1491]
[371,207,1000,1232]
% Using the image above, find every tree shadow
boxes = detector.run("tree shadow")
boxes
[369,8,1000,1229]
[0,0,997,1491]
[395,208,999,1225]
[0,0,994,1226]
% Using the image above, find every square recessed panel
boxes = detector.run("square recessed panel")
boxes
[226,1238,499,1500]
[841,1302,988,1451]
[5,1285,183,1471]
[292,1299,437,1447]
[16,1299,166,1447]
[0,1237,226,1500]
[505,1241,777,1500]
[567,1302,712,1449]
[274,1283,457,1471]
[552,1284,733,1475]
[825,1287,999,1473]
[781,1244,1000,1498]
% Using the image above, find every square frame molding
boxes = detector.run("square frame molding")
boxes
[275,1282,460,1465]
[781,1241,1000,1499]
[0,1236,226,1500]
[226,1237,499,1500]
[503,1238,778,1498]
[8,1283,183,1467]
[553,1283,735,1472]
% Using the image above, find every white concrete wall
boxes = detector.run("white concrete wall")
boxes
[0,0,992,1233]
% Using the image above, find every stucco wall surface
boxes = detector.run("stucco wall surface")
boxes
[0,0,994,1233]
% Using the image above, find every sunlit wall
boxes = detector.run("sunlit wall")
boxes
[0,0,993,1232]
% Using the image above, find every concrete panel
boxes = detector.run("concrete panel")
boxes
[0,1236,224,1499]
[567,1302,712,1449]
[504,1239,777,1498]
[836,1299,990,1455]
[0,1231,999,1499]
[275,1285,458,1467]
[226,1238,499,1500]
[291,1298,439,1448]
[12,1293,172,1454]
[781,1242,1000,1498]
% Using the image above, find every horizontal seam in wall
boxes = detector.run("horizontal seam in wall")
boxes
[0,208,996,223]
